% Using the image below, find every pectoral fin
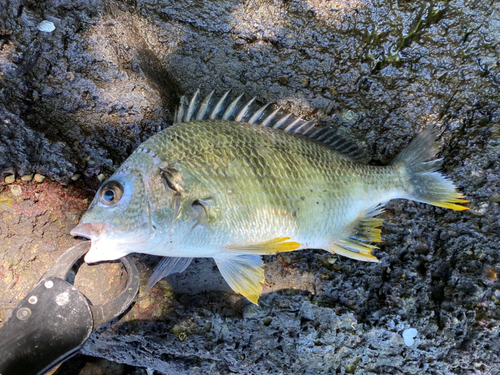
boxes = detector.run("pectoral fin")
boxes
[214,255,265,305]
[225,236,301,254]
[145,257,193,293]
[191,199,213,232]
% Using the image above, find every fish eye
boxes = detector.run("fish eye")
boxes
[99,181,124,205]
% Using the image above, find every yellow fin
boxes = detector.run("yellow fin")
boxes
[389,127,469,211]
[427,193,469,211]
[349,205,384,243]
[351,217,383,242]
[329,205,383,262]
[225,236,301,254]
[331,242,380,262]
[215,255,264,305]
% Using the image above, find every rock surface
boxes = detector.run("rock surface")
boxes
[1,0,499,374]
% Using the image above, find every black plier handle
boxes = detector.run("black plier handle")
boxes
[0,242,140,375]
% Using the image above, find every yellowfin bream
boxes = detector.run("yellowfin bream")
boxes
[71,90,468,304]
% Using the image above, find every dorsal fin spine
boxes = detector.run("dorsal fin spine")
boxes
[235,97,256,122]
[223,94,244,120]
[196,90,215,120]
[272,113,292,129]
[315,129,336,142]
[310,127,326,139]
[323,133,339,144]
[283,118,302,133]
[210,90,231,119]
[173,106,179,124]
[175,90,370,163]
[185,89,201,122]
[248,103,271,124]
[293,120,315,135]
[176,96,187,124]
[260,108,281,127]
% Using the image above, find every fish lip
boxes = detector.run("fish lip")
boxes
[70,222,109,240]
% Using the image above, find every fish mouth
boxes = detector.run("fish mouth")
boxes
[70,222,110,240]
[71,221,159,263]
[71,222,115,263]
[71,222,151,263]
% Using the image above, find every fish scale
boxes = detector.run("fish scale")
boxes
[136,119,444,258]
[171,123,335,233]
[72,91,468,305]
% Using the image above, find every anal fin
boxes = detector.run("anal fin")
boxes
[225,236,301,254]
[215,255,264,305]
[330,205,383,262]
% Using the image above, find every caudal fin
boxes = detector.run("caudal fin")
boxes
[390,127,468,211]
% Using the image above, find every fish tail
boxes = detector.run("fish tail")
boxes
[390,126,468,211]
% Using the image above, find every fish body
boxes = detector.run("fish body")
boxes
[71,91,467,304]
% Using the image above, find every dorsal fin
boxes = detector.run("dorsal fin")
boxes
[174,90,370,163]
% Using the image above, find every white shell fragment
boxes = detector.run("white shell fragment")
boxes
[402,328,418,346]
[37,20,56,32]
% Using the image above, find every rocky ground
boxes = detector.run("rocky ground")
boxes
[0,0,499,374]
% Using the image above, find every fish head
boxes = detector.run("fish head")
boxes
[71,170,156,263]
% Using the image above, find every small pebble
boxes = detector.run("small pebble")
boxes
[97,173,106,181]
[37,20,56,32]
[34,174,46,183]
[21,174,33,182]
[71,174,80,181]
[402,328,418,346]
[341,109,357,122]
[278,75,289,85]
[469,202,488,216]
[490,193,500,203]
[10,185,22,197]
[4,175,15,184]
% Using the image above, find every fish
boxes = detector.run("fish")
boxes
[71,90,468,304]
